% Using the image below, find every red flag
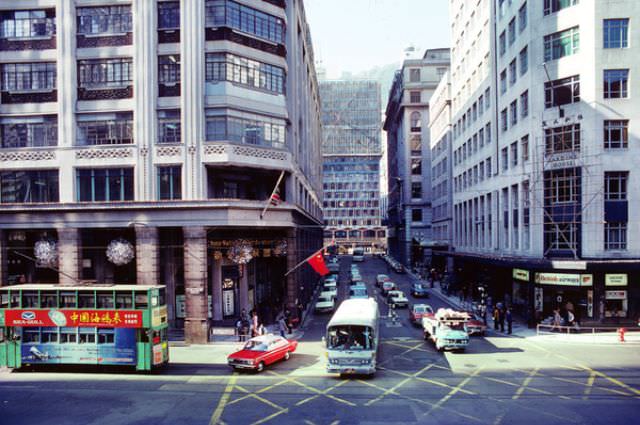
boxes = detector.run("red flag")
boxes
[307,252,329,276]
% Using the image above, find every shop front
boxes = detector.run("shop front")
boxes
[534,272,593,323]
[511,268,530,316]
[603,274,628,319]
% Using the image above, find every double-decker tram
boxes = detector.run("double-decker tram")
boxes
[0,284,168,371]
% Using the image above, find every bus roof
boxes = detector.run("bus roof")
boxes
[0,284,165,291]
[327,298,378,329]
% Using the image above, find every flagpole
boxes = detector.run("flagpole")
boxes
[284,242,334,277]
[260,170,286,220]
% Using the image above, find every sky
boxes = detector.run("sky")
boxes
[304,0,451,79]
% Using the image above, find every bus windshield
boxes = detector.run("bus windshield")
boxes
[327,325,373,351]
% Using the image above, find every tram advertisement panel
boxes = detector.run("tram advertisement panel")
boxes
[3,309,143,328]
[20,328,137,365]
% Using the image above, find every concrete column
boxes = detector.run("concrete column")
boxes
[0,230,7,286]
[135,226,159,286]
[183,226,208,344]
[211,259,222,320]
[57,228,80,286]
[286,229,298,311]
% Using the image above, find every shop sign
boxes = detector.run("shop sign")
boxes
[534,287,543,313]
[535,273,592,286]
[152,305,168,327]
[4,309,143,328]
[605,274,628,286]
[176,295,212,319]
[512,268,529,281]
[605,290,627,300]
[223,290,234,316]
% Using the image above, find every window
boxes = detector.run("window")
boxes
[544,26,580,61]
[604,19,629,48]
[545,75,580,108]
[501,147,508,171]
[410,91,421,103]
[98,328,115,344]
[499,31,506,56]
[77,113,133,146]
[158,109,181,144]
[605,171,628,200]
[605,222,627,250]
[508,18,516,46]
[509,60,517,86]
[60,328,77,343]
[478,95,484,114]
[0,170,59,203]
[485,123,491,144]
[411,182,422,199]
[76,168,134,202]
[1,115,57,148]
[410,111,421,131]
[158,166,182,200]
[409,68,421,82]
[604,69,629,99]
[0,9,55,39]
[500,69,507,94]
[547,169,579,203]
[510,101,518,126]
[205,0,285,44]
[520,90,529,118]
[158,2,180,30]
[500,109,508,132]
[205,52,285,94]
[411,158,422,175]
[544,0,579,16]
[519,3,527,32]
[1,62,56,91]
[78,58,132,88]
[545,124,580,154]
[486,157,492,176]
[545,222,578,252]
[519,46,528,75]
[158,55,180,85]
[521,135,529,162]
[485,88,490,108]
[412,208,423,222]
[77,6,132,35]
[205,110,286,148]
[604,120,628,149]
[511,142,518,167]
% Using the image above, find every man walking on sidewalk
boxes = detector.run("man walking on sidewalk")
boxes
[506,308,513,335]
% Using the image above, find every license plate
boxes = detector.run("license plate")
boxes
[343,368,356,374]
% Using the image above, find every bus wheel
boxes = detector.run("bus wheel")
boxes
[284,352,290,361]
[256,362,265,373]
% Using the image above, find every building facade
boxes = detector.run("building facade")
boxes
[449,0,640,324]
[0,0,324,343]
[428,71,453,271]
[384,48,450,269]
[320,80,385,254]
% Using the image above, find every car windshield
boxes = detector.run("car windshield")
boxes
[351,289,367,296]
[414,305,431,313]
[414,283,424,289]
[327,325,374,351]
[243,340,268,351]
[389,291,403,297]
[318,296,332,303]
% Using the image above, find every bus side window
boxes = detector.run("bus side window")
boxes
[10,293,20,308]
[135,292,148,309]
[79,328,96,344]
[97,328,115,344]
[0,291,8,308]
[41,327,58,343]
[97,293,114,309]
[159,288,166,306]
[23,329,40,343]
[60,292,77,308]
[60,328,77,344]
[41,291,58,308]
[115,292,133,308]
[22,291,38,308]
[79,293,96,308]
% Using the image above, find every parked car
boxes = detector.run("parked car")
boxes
[410,304,434,325]
[322,285,338,299]
[327,263,340,274]
[227,335,298,372]
[349,281,367,290]
[323,279,337,289]
[376,274,391,287]
[391,261,405,273]
[381,281,397,296]
[387,290,409,308]
[315,294,336,313]
[410,282,430,298]
[349,287,368,299]
[466,311,487,336]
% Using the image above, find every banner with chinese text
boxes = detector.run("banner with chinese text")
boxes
[4,309,143,328]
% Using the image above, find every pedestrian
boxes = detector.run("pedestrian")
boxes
[297,301,304,325]
[284,308,292,333]
[506,308,513,335]
[235,318,244,342]
[499,306,505,332]
[251,311,259,337]
[493,306,500,330]
[551,309,562,332]
[257,322,266,336]
[278,315,288,338]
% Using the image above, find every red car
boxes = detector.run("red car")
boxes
[410,304,434,325]
[227,335,298,372]
[466,312,488,336]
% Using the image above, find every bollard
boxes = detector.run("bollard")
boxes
[618,327,626,343]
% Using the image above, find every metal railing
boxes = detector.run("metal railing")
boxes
[536,323,640,338]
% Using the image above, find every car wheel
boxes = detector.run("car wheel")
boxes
[256,362,265,373]
[284,351,290,361]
